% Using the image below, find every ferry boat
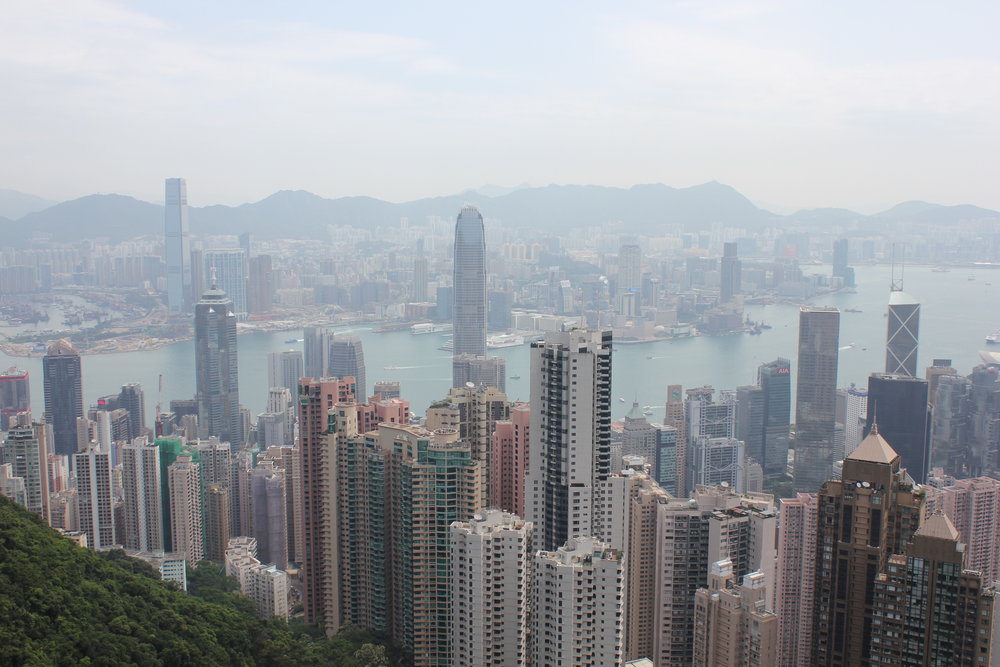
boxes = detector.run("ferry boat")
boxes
[487,333,524,349]
[410,322,452,335]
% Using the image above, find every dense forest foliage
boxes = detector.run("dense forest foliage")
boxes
[0,496,397,665]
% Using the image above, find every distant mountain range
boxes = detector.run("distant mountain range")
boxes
[0,183,997,245]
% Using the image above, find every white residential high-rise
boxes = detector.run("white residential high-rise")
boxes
[531,536,624,667]
[526,329,612,551]
[450,510,531,667]
[225,537,290,618]
[121,437,163,552]
[692,560,778,667]
[168,454,203,563]
[164,178,191,312]
[74,446,115,550]
[841,386,868,459]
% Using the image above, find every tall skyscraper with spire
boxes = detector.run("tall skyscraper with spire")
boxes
[452,206,487,385]
[194,279,242,448]
[43,339,83,457]
[164,178,191,312]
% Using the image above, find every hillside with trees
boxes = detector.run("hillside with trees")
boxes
[0,495,396,666]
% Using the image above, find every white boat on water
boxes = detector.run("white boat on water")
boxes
[411,322,452,335]
[487,333,525,349]
[987,332,1000,344]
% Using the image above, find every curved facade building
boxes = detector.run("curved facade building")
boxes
[452,206,487,360]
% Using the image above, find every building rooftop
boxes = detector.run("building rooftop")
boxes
[846,428,899,465]
[915,513,960,542]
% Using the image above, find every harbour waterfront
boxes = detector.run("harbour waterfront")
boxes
[1,265,996,427]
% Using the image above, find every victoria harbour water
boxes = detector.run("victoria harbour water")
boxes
[2,265,997,427]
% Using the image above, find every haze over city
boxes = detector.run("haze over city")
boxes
[3,0,1000,211]
[4,3,1000,666]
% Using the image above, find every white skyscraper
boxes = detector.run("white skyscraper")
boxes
[450,510,531,667]
[164,178,191,312]
[531,536,624,667]
[74,446,115,550]
[526,329,612,551]
[121,437,163,552]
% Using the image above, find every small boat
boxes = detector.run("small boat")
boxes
[642,410,653,416]
[986,332,1000,345]
[284,338,299,344]
[619,398,626,402]
[510,375,521,380]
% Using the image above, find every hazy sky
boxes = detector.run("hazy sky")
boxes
[3,0,999,212]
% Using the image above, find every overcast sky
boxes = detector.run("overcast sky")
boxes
[3,0,999,212]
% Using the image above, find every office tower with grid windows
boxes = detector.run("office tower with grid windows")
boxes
[793,307,840,493]
[43,339,83,458]
[164,178,191,312]
[194,284,243,448]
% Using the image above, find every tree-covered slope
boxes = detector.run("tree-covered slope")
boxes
[0,495,392,666]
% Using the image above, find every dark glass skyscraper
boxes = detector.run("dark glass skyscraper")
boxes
[452,206,487,360]
[118,383,146,441]
[864,373,931,482]
[195,283,242,448]
[719,241,741,303]
[885,290,920,377]
[42,339,83,457]
[329,335,367,401]
[164,178,191,312]
[759,358,791,474]
[793,307,840,493]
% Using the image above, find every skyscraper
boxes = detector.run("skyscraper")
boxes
[451,354,506,391]
[302,327,330,380]
[719,241,741,304]
[450,510,531,667]
[0,367,30,426]
[247,254,274,314]
[775,493,818,667]
[924,476,1000,585]
[0,422,49,521]
[490,402,530,517]
[267,350,304,396]
[168,453,203,563]
[813,429,923,665]
[831,238,854,287]
[869,514,995,666]
[526,330,612,552]
[886,289,920,377]
[452,206,487,372]
[121,438,163,552]
[43,339,83,457]
[412,255,429,302]
[74,446,115,550]
[531,536,625,667]
[793,307,840,493]
[865,373,931,482]
[118,383,146,441]
[758,358,791,475]
[692,561,778,667]
[194,284,242,448]
[329,335,367,401]
[164,177,191,312]
[296,378,356,626]
[204,250,248,320]
[618,243,642,316]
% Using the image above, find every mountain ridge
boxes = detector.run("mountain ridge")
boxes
[1,183,997,245]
